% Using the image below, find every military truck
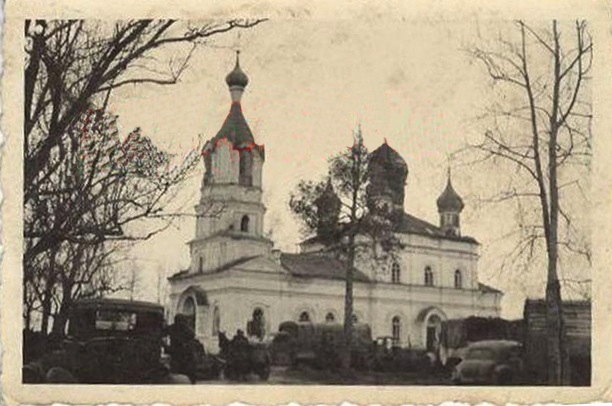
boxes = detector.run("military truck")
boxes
[272,321,374,370]
[438,316,523,368]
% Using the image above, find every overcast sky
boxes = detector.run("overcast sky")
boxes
[107,19,591,319]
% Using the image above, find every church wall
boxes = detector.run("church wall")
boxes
[168,267,501,352]
[353,233,479,291]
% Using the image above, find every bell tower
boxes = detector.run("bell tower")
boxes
[190,52,272,273]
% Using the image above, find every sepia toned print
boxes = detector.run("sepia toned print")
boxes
[2,0,611,405]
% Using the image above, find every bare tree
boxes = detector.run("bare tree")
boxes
[23,19,266,332]
[468,20,592,384]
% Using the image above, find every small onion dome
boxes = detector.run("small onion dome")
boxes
[225,51,249,88]
[315,178,342,208]
[369,139,408,174]
[436,177,464,213]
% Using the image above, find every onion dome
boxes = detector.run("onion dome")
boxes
[367,140,408,212]
[436,172,464,213]
[315,178,342,211]
[314,177,342,244]
[225,51,249,88]
[369,139,408,174]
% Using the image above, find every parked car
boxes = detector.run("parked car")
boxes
[451,340,524,385]
[23,298,190,384]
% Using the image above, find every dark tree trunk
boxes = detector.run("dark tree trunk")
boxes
[341,232,356,371]
[51,283,73,336]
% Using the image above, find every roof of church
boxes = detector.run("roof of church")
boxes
[280,253,371,282]
[397,212,477,243]
[478,282,502,294]
[212,102,256,146]
[300,210,478,246]
[168,255,260,281]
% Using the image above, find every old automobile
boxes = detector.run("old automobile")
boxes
[217,332,271,381]
[273,321,374,370]
[451,340,524,385]
[23,298,190,384]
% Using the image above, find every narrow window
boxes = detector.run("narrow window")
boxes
[241,215,250,232]
[212,306,220,335]
[325,312,335,323]
[239,150,253,186]
[392,316,401,345]
[391,262,401,284]
[198,256,203,272]
[424,266,434,286]
[351,314,359,323]
[299,311,310,322]
[454,269,462,289]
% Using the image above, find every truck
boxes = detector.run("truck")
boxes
[272,321,374,370]
[438,316,523,368]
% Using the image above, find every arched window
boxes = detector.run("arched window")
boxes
[325,312,335,323]
[392,316,401,345]
[212,306,220,335]
[198,256,203,272]
[454,269,462,289]
[181,297,196,332]
[248,307,265,339]
[351,314,359,323]
[240,215,250,232]
[424,266,434,286]
[391,262,401,284]
[299,311,311,322]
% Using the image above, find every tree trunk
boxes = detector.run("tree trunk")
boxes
[545,20,570,385]
[51,284,73,336]
[341,233,356,371]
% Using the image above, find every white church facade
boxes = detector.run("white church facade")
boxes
[167,54,502,352]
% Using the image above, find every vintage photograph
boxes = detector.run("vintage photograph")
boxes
[19,16,592,388]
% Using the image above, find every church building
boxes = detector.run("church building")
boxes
[167,54,502,351]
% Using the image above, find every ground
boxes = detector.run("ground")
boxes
[198,365,452,385]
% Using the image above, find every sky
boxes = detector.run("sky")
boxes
[107,19,591,319]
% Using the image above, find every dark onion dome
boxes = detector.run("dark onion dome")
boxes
[436,176,465,213]
[225,51,249,88]
[315,178,341,208]
[369,139,408,173]
[367,140,408,210]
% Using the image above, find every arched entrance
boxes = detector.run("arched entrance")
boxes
[426,314,442,352]
[416,306,447,352]
[176,285,209,335]
[181,296,196,332]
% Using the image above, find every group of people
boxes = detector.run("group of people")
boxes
[218,329,255,380]
[165,315,258,383]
